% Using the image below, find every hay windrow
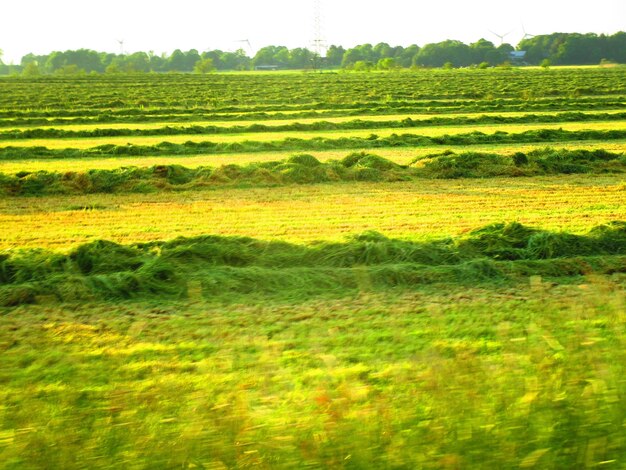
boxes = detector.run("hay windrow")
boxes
[1,221,624,306]
[0,147,624,196]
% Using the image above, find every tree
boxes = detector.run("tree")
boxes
[43,49,103,73]
[220,49,249,70]
[55,64,85,75]
[326,45,345,67]
[373,42,393,61]
[607,32,626,63]
[184,49,201,71]
[397,44,419,67]
[341,48,363,68]
[0,49,7,75]
[194,57,215,73]
[124,52,150,73]
[252,46,291,68]
[352,60,373,71]
[470,38,499,65]
[149,53,166,72]
[341,44,375,68]
[22,62,40,76]
[289,48,315,69]
[202,50,223,70]
[273,47,290,67]
[415,40,471,67]
[167,49,188,71]
[377,57,399,70]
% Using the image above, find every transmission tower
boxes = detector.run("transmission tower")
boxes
[312,0,326,69]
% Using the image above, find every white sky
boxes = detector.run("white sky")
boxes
[1,0,625,63]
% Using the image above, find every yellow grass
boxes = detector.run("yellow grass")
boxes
[1,175,623,250]
[1,141,624,174]
[3,110,625,132]
[2,121,626,150]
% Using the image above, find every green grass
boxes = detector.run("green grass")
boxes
[3,109,626,132]
[2,68,626,111]
[1,148,624,196]
[1,221,624,306]
[1,280,624,468]
[3,67,626,469]
[2,111,626,139]
[1,140,625,174]
[3,121,626,149]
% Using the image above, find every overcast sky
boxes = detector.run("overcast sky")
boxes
[1,0,624,63]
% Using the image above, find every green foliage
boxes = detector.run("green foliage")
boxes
[193,57,215,74]
[21,62,40,77]
[1,222,624,305]
[2,31,626,77]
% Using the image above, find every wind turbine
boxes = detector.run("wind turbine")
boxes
[235,39,253,57]
[521,23,535,40]
[489,30,513,46]
[116,39,125,55]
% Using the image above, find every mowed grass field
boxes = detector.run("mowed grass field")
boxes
[1,68,625,469]
[1,175,624,249]
[3,120,626,149]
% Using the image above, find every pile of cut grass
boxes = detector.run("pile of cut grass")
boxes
[1,148,623,196]
[2,97,626,128]
[3,111,626,140]
[414,147,626,178]
[1,221,624,306]
[2,128,626,160]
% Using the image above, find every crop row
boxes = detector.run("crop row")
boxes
[2,69,626,111]
[2,148,624,196]
[1,97,625,128]
[3,112,626,140]
[2,128,626,161]
[1,221,624,306]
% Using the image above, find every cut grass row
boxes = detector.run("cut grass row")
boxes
[2,149,624,196]
[2,140,625,173]
[1,220,625,306]
[1,174,623,250]
[3,126,626,156]
[3,111,626,140]
[3,68,626,110]
[3,109,626,134]
[1,96,625,129]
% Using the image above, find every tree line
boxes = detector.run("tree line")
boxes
[0,31,624,75]
[519,32,626,65]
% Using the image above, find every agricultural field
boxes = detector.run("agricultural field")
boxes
[1,68,625,469]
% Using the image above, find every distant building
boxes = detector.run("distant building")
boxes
[509,51,527,63]
[254,65,279,71]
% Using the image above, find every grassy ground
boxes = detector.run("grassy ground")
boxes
[1,175,624,250]
[4,109,626,132]
[1,141,626,174]
[1,280,624,468]
[3,121,626,149]
[2,69,626,468]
